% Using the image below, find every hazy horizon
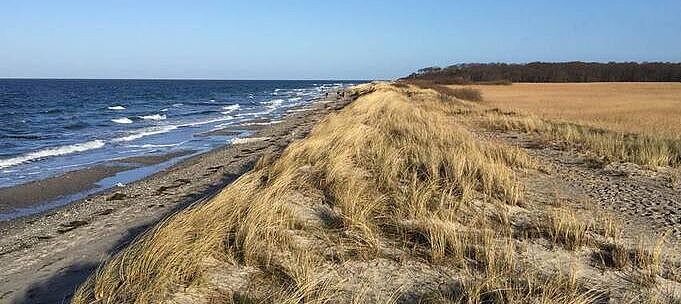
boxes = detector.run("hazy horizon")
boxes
[2,0,680,80]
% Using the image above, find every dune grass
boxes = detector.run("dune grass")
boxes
[73,83,680,303]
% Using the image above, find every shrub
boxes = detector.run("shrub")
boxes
[449,87,483,102]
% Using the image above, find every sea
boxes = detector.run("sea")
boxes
[0,79,362,217]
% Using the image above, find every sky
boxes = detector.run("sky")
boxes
[1,0,680,80]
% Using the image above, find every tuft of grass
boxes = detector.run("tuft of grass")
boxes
[545,208,590,250]
[595,241,630,270]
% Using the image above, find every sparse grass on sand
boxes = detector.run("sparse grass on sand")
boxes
[73,83,681,303]
[479,109,681,168]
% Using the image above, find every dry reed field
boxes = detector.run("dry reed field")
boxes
[460,83,681,138]
[73,83,681,303]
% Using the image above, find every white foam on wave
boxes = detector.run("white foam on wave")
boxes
[112,117,133,124]
[160,108,169,112]
[263,99,284,109]
[287,108,312,113]
[242,120,283,126]
[140,114,167,121]
[108,105,126,110]
[211,121,237,130]
[221,104,240,114]
[112,125,178,142]
[0,140,106,169]
[231,137,271,144]
[127,143,183,149]
[288,97,302,101]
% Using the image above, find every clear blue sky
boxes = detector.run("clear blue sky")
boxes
[1,0,680,80]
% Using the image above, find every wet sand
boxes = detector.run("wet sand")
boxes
[195,129,243,137]
[115,150,194,166]
[0,165,131,212]
[0,91,355,304]
[0,150,196,214]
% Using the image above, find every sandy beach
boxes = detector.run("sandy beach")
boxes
[0,91,355,304]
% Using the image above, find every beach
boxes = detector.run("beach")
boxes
[0,91,355,304]
[69,83,681,303]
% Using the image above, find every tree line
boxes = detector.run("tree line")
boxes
[402,62,681,83]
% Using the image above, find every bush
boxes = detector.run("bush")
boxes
[397,80,483,102]
[476,79,513,85]
[449,87,483,102]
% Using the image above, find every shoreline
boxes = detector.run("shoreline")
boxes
[0,91,335,221]
[0,150,197,219]
[0,91,356,304]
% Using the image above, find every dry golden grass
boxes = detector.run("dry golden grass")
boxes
[460,83,681,167]
[480,110,681,167]
[458,82,681,138]
[73,83,681,304]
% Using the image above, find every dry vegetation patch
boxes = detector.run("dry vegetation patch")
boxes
[73,83,681,303]
[463,82,681,138]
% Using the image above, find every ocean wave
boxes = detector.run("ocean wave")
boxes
[64,121,90,130]
[179,116,236,127]
[288,97,302,101]
[140,114,167,121]
[127,143,182,148]
[182,110,221,117]
[112,117,133,124]
[221,104,240,114]
[108,105,126,110]
[45,108,63,114]
[112,125,178,142]
[235,110,273,117]
[0,140,106,169]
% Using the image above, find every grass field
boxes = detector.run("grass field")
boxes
[457,83,681,138]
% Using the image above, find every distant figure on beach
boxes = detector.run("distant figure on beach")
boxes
[325,92,328,98]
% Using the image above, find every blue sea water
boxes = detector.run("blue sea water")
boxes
[0,79,361,190]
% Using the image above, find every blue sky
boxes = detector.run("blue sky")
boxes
[1,1,680,79]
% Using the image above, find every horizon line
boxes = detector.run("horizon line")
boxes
[0,77,377,81]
